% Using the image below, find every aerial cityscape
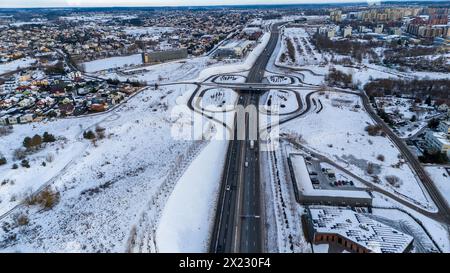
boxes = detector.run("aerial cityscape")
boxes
[0,0,449,256]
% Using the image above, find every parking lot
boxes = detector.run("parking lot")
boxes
[304,157,358,190]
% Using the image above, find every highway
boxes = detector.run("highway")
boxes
[210,22,282,253]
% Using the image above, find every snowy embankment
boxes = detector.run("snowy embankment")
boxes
[0,58,36,75]
[426,166,450,207]
[81,53,143,73]
[0,83,206,252]
[155,140,228,252]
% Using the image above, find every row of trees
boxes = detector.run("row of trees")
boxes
[285,38,296,63]
[364,78,450,106]
[23,132,56,151]
[311,33,381,63]
[325,68,354,88]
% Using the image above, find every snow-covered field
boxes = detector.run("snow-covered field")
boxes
[0,83,210,252]
[280,91,435,210]
[156,139,227,252]
[213,74,246,84]
[124,27,176,36]
[0,58,36,75]
[0,116,103,215]
[105,58,210,84]
[266,75,293,85]
[426,166,450,206]
[261,89,299,115]
[201,88,238,112]
[81,54,143,73]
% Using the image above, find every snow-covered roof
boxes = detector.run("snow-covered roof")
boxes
[309,208,414,253]
[290,154,371,199]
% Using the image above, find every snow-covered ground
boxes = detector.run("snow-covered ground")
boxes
[0,83,204,252]
[261,89,299,115]
[81,54,143,73]
[124,27,176,36]
[266,75,293,85]
[262,144,311,253]
[213,74,246,84]
[277,27,323,67]
[372,192,450,252]
[0,116,102,215]
[201,88,238,112]
[0,58,36,75]
[155,139,227,252]
[279,91,435,210]
[104,58,210,84]
[426,166,450,206]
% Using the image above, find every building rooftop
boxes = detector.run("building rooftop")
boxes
[433,132,450,146]
[308,207,414,253]
[290,154,371,199]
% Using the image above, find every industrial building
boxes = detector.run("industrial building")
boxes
[142,48,188,64]
[304,207,414,253]
[215,39,253,58]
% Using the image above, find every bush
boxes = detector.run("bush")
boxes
[385,175,402,188]
[367,162,375,175]
[377,154,385,162]
[43,132,56,143]
[83,130,96,140]
[13,148,27,161]
[0,156,6,166]
[365,124,383,136]
[11,163,18,169]
[326,68,353,88]
[31,134,42,148]
[23,137,32,149]
[14,213,29,226]
[25,188,60,209]
[95,126,106,139]
[285,38,296,62]
[21,159,30,168]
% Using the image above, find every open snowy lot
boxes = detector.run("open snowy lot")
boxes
[0,115,103,216]
[426,167,450,206]
[279,91,435,210]
[261,89,299,115]
[124,27,176,37]
[201,88,238,112]
[0,58,36,75]
[212,74,246,84]
[81,54,143,73]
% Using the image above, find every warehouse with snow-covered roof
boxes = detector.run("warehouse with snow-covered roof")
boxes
[304,207,414,253]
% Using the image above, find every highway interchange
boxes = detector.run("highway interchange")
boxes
[184,22,450,253]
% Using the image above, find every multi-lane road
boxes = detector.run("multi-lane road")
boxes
[210,23,282,253]
[210,20,450,254]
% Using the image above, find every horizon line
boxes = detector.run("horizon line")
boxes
[0,0,446,10]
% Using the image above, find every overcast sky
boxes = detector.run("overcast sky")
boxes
[0,0,378,8]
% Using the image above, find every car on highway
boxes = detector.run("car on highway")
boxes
[226,185,231,191]
[245,161,249,167]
